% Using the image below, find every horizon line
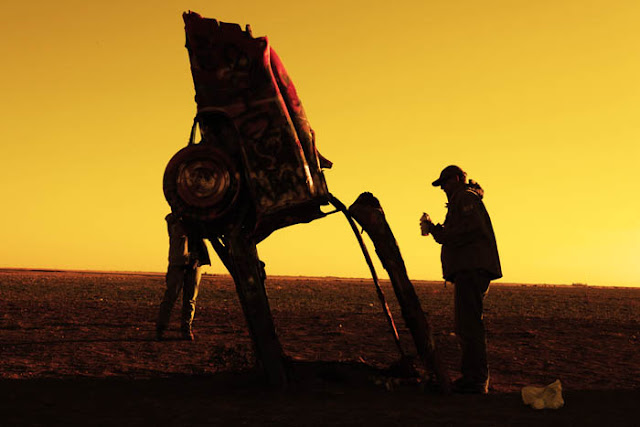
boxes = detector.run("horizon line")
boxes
[1,267,637,289]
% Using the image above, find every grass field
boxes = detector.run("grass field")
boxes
[1,269,639,425]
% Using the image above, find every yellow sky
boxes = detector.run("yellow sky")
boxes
[1,0,638,287]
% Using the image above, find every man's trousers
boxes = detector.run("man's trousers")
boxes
[453,269,491,383]
[157,265,202,332]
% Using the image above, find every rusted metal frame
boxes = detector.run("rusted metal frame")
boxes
[206,199,289,388]
[328,195,406,360]
[226,226,289,388]
[348,193,451,393]
[208,235,232,273]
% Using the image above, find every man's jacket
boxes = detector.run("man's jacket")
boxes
[166,213,211,267]
[431,187,502,281]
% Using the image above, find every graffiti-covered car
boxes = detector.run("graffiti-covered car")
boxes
[164,12,332,241]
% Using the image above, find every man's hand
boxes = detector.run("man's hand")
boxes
[420,212,433,236]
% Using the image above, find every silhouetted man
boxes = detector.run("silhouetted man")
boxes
[420,165,501,394]
[156,213,210,341]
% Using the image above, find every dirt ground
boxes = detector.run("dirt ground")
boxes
[1,269,639,426]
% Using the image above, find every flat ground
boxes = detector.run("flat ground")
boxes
[1,269,639,426]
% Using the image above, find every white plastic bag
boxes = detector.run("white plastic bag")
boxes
[521,379,564,409]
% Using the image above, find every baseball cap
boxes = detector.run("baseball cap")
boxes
[432,165,465,186]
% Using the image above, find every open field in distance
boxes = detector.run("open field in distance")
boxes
[1,269,638,425]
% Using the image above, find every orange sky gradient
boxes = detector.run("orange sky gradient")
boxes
[1,1,638,287]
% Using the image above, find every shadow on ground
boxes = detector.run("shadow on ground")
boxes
[2,361,638,426]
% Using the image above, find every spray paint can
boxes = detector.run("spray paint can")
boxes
[420,212,431,236]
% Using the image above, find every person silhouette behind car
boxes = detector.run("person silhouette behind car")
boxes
[156,213,210,341]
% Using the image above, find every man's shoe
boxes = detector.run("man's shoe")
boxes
[452,377,488,394]
[156,327,165,341]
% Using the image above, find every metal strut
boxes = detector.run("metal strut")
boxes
[329,195,406,360]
